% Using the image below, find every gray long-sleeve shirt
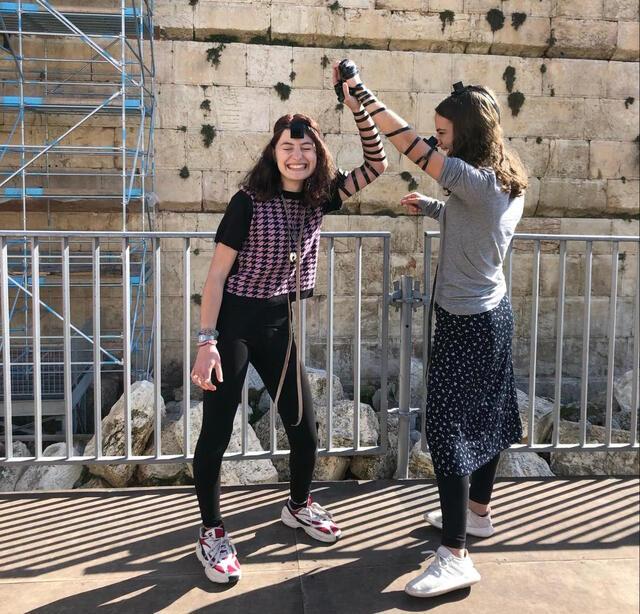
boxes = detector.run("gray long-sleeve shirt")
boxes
[422,156,524,315]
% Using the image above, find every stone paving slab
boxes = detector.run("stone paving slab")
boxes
[0,478,638,613]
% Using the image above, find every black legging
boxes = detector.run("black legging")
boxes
[436,452,501,551]
[193,295,317,527]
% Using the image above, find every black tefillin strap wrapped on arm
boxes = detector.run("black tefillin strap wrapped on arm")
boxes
[333,60,386,200]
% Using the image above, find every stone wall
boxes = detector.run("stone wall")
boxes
[1,0,638,406]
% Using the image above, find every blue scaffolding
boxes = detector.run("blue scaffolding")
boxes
[0,1,156,443]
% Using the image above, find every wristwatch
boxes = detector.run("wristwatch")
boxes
[197,329,219,345]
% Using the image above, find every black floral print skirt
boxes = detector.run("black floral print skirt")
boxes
[425,294,523,477]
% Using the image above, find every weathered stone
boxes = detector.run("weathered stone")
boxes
[14,443,84,491]
[497,451,554,477]
[613,20,640,61]
[537,179,607,217]
[516,389,555,444]
[548,18,617,60]
[350,413,399,480]
[547,140,589,179]
[550,420,639,475]
[157,168,202,212]
[606,180,640,216]
[85,380,165,487]
[491,16,551,57]
[408,440,435,478]
[614,370,640,431]
[589,141,640,180]
[75,475,112,489]
[0,442,30,492]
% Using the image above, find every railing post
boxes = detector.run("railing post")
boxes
[395,275,417,479]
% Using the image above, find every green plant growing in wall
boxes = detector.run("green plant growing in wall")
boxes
[400,171,419,192]
[502,66,516,93]
[439,10,454,33]
[274,82,292,101]
[507,92,525,116]
[625,97,635,109]
[290,71,297,82]
[511,13,527,30]
[486,9,505,32]
[200,99,211,112]
[321,55,330,69]
[328,1,341,12]
[206,43,226,67]
[179,166,190,179]
[191,293,202,305]
[201,124,216,147]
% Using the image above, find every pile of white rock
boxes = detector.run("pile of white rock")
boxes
[1,367,637,492]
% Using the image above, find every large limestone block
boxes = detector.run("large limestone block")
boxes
[547,140,589,179]
[603,0,640,20]
[345,8,390,49]
[271,5,345,46]
[0,442,30,492]
[552,0,603,19]
[605,61,639,100]
[542,58,606,98]
[584,99,640,141]
[500,97,586,140]
[548,18,617,60]
[155,1,194,40]
[171,42,247,88]
[14,443,84,491]
[497,451,554,477]
[85,380,165,487]
[550,420,639,476]
[537,178,607,217]
[452,55,541,96]
[194,4,270,41]
[589,141,640,180]
[491,16,550,57]
[157,169,202,212]
[613,21,640,61]
[606,180,640,216]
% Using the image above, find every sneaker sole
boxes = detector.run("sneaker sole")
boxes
[195,543,241,584]
[280,507,341,543]
[405,573,481,598]
[423,512,495,538]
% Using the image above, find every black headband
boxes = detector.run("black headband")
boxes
[451,81,501,121]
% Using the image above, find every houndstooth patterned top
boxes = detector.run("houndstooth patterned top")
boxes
[216,187,341,303]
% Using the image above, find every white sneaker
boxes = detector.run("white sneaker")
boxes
[424,508,495,538]
[195,526,242,584]
[281,497,342,543]
[405,546,481,598]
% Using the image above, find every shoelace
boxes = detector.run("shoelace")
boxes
[202,532,234,564]
[420,549,449,576]
[307,501,335,523]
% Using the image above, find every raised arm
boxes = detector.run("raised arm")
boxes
[342,65,446,182]
[333,62,388,202]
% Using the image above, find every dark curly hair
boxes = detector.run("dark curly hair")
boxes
[242,114,338,208]
[435,86,528,198]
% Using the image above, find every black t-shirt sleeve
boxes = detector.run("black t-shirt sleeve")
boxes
[215,190,253,250]
[322,170,348,213]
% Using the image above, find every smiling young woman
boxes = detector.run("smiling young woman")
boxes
[188,63,388,585]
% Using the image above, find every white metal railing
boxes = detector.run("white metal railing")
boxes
[0,230,391,464]
[422,231,639,455]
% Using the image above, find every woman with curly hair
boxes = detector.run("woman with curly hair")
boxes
[189,62,388,584]
[340,65,527,597]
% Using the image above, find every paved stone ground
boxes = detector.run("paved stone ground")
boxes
[0,477,638,613]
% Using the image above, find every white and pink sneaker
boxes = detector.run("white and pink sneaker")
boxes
[195,525,242,584]
[280,497,342,543]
